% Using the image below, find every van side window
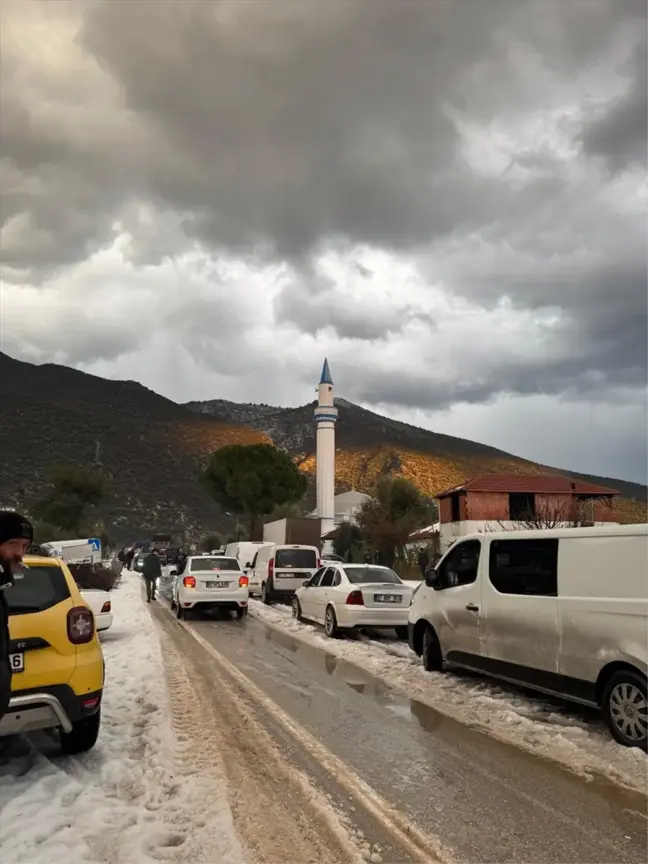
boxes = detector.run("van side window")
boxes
[489,539,558,597]
[436,540,481,590]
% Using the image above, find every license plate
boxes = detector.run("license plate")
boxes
[374,594,401,603]
[9,653,24,673]
[206,581,229,588]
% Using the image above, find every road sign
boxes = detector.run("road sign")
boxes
[89,538,101,551]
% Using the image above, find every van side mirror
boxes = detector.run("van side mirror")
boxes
[425,567,440,588]
[170,569,178,577]
[245,562,251,568]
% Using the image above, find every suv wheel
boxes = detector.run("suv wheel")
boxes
[422,625,443,672]
[261,580,273,605]
[602,670,648,750]
[60,710,101,755]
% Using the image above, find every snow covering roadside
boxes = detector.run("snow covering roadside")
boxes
[0,572,245,864]
[249,600,648,796]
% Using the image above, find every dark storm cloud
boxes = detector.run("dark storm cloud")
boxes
[1,0,646,423]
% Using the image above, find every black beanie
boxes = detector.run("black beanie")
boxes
[0,511,34,546]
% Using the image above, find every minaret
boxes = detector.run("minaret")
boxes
[314,358,338,545]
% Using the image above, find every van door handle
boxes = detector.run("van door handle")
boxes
[466,603,479,612]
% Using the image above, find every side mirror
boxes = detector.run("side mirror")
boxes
[302,580,310,588]
[424,567,440,588]
[245,562,251,568]
[170,569,178,577]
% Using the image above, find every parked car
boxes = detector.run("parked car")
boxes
[170,555,249,620]
[224,542,269,576]
[80,589,114,632]
[292,562,413,639]
[250,544,320,604]
[0,554,104,753]
[408,524,648,749]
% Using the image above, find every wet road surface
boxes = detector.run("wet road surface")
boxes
[158,591,647,863]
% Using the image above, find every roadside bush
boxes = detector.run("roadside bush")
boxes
[68,562,121,592]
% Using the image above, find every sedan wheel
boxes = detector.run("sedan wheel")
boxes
[292,596,303,622]
[324,605,339,638]
[603,671,648,749]
[176,603,184,620]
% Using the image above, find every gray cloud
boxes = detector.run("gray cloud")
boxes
[1,0,646,481]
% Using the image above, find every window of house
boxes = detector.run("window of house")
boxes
[509,492,536,521]
[435,540,481,590]
[489,539,558,596]
[450,493,461,522]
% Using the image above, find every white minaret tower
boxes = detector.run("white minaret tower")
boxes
[314,358,338,545]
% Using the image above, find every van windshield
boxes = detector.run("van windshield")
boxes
[6,565,71,615]
[275,549,317,569]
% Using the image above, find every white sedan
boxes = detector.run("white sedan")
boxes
[170,555,249,620]
[80,588,114,632]
[292,563,413,639]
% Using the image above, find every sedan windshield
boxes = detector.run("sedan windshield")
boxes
[344,566,402,585]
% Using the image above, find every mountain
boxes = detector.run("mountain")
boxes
[186,398,648,523]
[0,353,267,542]
[0,353,645,543]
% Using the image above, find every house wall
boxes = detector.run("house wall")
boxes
[442,491,620,523]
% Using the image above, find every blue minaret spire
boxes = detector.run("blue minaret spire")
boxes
[319,357,333,385]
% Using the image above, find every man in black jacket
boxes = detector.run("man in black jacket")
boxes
[142,550,162,602]
[0,512,33,722]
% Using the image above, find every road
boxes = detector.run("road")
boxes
[154,588,647,863]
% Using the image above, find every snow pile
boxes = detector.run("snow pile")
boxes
[249,600,648,795]
[0,572,245,864]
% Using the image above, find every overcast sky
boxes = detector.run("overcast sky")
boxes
[1,0,646,483]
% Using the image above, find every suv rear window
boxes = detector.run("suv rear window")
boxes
[191,557,240,572]
[275,549,317,569]
[6,565,71,615]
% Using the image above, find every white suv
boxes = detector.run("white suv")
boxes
[170,555,249,620]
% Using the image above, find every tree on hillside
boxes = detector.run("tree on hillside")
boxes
[333,521,363,562]
[268,501,304,521]
[203,443,307,538]
[33,463,110,535]
[200,532,222,552]
[357,477,435,568]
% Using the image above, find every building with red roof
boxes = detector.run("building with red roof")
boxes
[435,474,619,552]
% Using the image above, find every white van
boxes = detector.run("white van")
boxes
[407,524,648,749]
[250,544,320,604]
[224,542,268,575]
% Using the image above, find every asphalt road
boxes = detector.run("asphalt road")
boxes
[158,587,647,863]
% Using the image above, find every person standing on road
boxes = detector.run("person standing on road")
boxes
[142,549,162,603]
[0,511,33,722]
[417,546,429,579]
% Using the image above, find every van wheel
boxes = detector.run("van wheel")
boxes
[395,626,409,641]
[292,596,304,622]
[261,581,273,605]
[324,605,340,638]
[422,625,443,672]
[60,710,101,755]
[602,670,648,750]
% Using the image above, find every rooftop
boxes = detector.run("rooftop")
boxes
[436,474,620,498]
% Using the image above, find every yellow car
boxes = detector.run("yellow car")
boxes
[0,554,105,754]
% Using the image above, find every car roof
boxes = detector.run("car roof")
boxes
[23,554,63,566]
[341,563,393,569]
